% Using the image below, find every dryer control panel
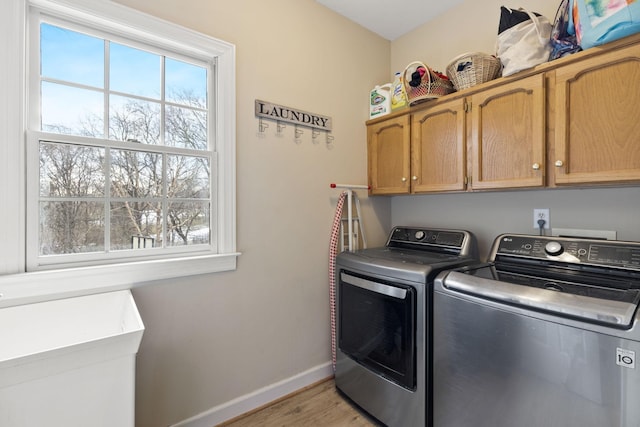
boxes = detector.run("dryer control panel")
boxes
[387,227,477,257]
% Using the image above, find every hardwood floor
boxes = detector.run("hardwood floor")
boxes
[217,378,382,426]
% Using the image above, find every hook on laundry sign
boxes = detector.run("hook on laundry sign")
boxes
[255,99,332,131]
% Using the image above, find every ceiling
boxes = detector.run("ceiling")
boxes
[316,0,465,41]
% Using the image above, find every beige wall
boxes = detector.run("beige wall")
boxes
[391,1,559,76]
[112,1,391,426]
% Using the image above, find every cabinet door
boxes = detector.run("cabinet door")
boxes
[367,114,411,195]
[411,97,466,193]
[470,74,546,190]
[554,44,640,185]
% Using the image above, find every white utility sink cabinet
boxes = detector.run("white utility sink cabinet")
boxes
[0,290,144,427]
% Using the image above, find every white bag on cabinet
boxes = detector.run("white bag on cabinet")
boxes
[497,7,552,76]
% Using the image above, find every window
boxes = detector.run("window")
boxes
[31,20,216,268]
[0,0,236,301]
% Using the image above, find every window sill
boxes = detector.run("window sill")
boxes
[0,252,240,308]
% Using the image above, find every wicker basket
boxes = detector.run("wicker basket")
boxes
[402,61,455,106]
[445,52,502,91]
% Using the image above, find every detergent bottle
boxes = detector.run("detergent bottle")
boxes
[391,72,408,111]
[369,83,392,119]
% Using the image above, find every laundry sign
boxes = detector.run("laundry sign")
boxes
[255,99,332,131]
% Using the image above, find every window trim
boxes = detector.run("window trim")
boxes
[0,0,237,307]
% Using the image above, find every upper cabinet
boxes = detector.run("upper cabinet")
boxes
[470,74,546,190]
[367,33,640,195]
[368,74,545,194]
[368,114,411,195]
[553,42,640,186]
[410,97,466,193]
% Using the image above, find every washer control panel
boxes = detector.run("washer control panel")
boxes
[495,234,640,269]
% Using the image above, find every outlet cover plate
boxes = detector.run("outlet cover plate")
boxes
[533,208,550,229]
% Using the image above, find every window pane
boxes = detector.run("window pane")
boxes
[110,201,163,250]
[166,201,210,246]
[167,155,210,198]
[110,42,161,99]
[40,23,104,88]
[166,105,207,149]
[165,58,207,104]
[110,149,162,198]
[41,82,104,136]
[39,201,105,255]
[40,142,105,197]
[109,95,160,144]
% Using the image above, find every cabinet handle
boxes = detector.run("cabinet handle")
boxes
[555,160,564,167]
[401,177,407,182]
[532,163,540,170]
[412,176,418,181]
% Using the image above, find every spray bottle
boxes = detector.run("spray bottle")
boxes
[391,72,408,111]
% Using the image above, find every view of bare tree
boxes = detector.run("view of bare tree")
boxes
[39,91,210,255]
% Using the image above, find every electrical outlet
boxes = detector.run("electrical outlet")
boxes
[533,208,550,229]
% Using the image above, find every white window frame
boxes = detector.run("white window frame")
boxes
[0,0,237,307]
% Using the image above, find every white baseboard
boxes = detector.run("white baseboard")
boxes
[170,361,334,427]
